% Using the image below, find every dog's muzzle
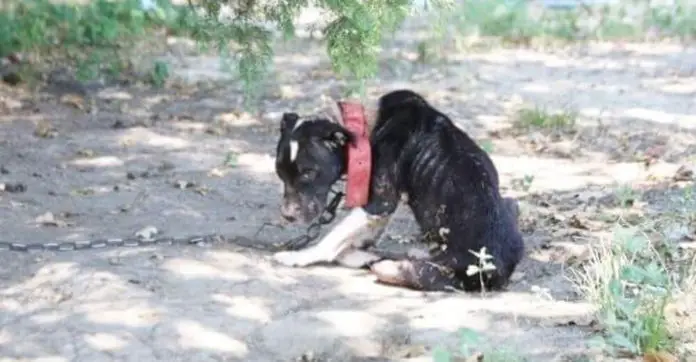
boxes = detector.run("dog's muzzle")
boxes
[280,202,301,222]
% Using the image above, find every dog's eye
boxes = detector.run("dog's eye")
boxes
[300,169,318,181]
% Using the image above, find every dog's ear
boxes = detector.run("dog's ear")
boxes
[280,112,300,133]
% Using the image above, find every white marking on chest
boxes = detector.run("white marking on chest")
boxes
[289,140,299,161]
[288,118,308,162]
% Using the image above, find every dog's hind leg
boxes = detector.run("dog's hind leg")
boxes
[370,258,461,291]
[370,250,505,292]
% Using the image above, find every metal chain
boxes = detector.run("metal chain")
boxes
[274,189,344,251]
[0,190,345,253]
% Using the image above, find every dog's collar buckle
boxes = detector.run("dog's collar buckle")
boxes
[338,101,372,208]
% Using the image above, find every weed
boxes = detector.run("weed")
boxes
[466,246,497,296]
[429,0,696,49]
[149,60,170,87]
[515,106,577,131]
[432,327,527,362]
[511,174,535,192]
[569,225,676,357]
[478,139,495,154]
[616,184,639,208]
[0,0,201,84]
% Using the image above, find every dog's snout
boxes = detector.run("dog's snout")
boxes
[280,202,300,222]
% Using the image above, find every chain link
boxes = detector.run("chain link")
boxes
[0,190,345,254]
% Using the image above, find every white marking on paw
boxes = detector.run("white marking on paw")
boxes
[272,250,317,267]
[336,249,381,268]
[274,208,375,268]
[312,208,375,262]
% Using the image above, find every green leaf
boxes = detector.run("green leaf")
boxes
[458,327,481,345]
[466,265,480,276]
[606,333,639,354]
[432,346,451,362]
[620,265,645,284]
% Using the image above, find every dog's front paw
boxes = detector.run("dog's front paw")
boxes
[272,250,316,267]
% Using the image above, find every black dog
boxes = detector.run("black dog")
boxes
[273,90,524,292]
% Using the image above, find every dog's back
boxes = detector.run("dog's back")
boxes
[372,90,524,290]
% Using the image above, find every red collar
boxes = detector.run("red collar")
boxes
[338,101,372,208]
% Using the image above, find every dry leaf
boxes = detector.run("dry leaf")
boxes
[392,344,428,358]
[60,94,85,110]
[194,186,210,196]
[0,182,20,193]
[568,214,588,229]
[34,120,57,138]
[76,149,96,158]
[1,97,22,110]
[467,352,485,362]
[135,226,158,240]
[175,180,195,189]
[208,167,226,178]
[35,212,67,227]
[71,188,95,196]
[643,351,678,362]
[674,165,694,182]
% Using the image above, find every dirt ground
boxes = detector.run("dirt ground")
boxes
[2,16,696,362]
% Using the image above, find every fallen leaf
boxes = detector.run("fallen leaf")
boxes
[157,161,175,172]
[135,226,158,240]
[194,186,210,196]
[34,120,57,138]
[71,188,95,196]
[76,149,96,158]
[1,97,22,110]
[35,212,67,227]
[0,182,26,193]
[60,94,85,110]
[464,352,484,362]
[392,344,428,358]
[674,165,694,182]
[643,351,678,362]
[208,167,226,178]
[175,180,195,189]
[224,152,239,167]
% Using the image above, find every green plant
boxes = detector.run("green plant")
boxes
[149,60,170,87]
[0,0,201,84]
[616,184,638,208]
[515,106,577,131]
[432,328,526,362]
[466,246,497,295]
[430,0,696,48]
[511,174,535,192]
[478,139,494,154]
[569,225,676,357]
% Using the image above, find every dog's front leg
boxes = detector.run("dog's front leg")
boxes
[273,208,385,268]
